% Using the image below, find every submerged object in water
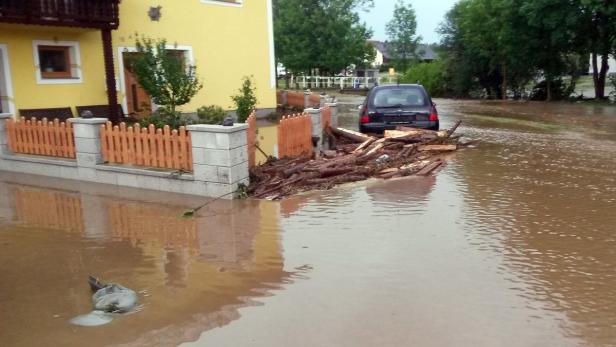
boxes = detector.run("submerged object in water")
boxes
[88,276,138,313]
[70,311,113,327]
[70,276,139,326]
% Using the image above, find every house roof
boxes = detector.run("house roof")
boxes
[368,40,437,61]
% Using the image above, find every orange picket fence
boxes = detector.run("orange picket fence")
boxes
[246,111,257,169]
[308,93,321,108]
[321,105,331,130]
[277,113,313,158]
[6,117,75,159]
[287,91,305,108]
[100,122,193,171]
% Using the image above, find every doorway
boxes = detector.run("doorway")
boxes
[122,52,152,119]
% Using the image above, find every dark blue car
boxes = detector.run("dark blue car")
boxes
[359,84,439,134]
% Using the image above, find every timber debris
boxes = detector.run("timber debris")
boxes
[248,121,465,199]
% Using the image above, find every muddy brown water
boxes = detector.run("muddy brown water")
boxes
[1,99,616,347]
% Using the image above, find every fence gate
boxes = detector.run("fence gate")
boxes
[277,113,313,158]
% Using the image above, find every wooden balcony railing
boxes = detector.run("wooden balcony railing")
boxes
[0,0,120,29]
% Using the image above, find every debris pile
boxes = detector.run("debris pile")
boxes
[248,121,465,199]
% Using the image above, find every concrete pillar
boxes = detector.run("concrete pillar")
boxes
[320,94,327,107]
[68,117,107,167]
[0,113,12,155]
[187,123,250,199]
[281,90,288,107]
[304,91,311,109]
[305,108,322,156]
[325,102,339,128]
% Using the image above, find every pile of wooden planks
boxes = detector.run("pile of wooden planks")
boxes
[248,120,464,199]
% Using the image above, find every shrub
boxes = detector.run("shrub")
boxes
[139,107,187,129]
[196,105,228,125]
[129,35,203,115]
[401,60,446,97]
[231,76,257,122]
[529,79,571,101]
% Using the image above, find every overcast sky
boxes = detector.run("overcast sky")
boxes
[357,0,458,44]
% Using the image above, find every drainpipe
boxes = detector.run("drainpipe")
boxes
[101,28,119,124]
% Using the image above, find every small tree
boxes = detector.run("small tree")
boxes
[129,36,203,116]
[386,0,421,73]
[231,76,257,122]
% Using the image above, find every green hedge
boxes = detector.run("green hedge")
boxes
[400,60,446,97]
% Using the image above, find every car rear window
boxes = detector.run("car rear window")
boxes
[371,88,427,107]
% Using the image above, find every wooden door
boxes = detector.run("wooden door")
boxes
[123,53,152,119]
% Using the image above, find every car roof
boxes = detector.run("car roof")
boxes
[370,84,429,95]
[372,84,425,91]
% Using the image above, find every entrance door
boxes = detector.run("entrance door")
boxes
[123,53,152,119]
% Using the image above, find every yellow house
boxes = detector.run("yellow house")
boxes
[0,0,276,122]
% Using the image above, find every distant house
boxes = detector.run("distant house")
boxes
[367,40,437,68]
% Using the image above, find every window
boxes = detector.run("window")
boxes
[38,46,71,78]
[200,0,243,7]
[372,88,428,107]
[33,40,82,84]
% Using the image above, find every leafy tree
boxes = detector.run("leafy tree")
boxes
[520,0,582,100]
[438,0,588,100]
[386,0,421,72]
[401,60,446,96]
[231,76,257,123]
[273,0,375,75]
[579,0,616,99]
[129,36,203,115]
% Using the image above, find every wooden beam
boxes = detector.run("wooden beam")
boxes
[329,126,374,143]
[101,29,119,123]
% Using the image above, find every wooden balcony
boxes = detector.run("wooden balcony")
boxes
[0,0,120,30]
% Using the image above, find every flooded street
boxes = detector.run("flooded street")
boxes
[2,99,616,346]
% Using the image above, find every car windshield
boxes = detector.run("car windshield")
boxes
[372,88,427,108]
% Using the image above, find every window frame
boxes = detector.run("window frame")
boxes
[200,0,243,8]
[32,40,83,85]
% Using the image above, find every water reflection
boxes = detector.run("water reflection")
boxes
[454,128,616,345]
[438,99,616,346]
[1,99,616,347]
[0,180,298,347]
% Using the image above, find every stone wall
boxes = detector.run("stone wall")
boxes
[0,114,250,199]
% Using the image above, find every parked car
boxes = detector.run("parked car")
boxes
[358,84,439,134]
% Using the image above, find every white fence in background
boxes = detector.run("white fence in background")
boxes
[283,76,397,90]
